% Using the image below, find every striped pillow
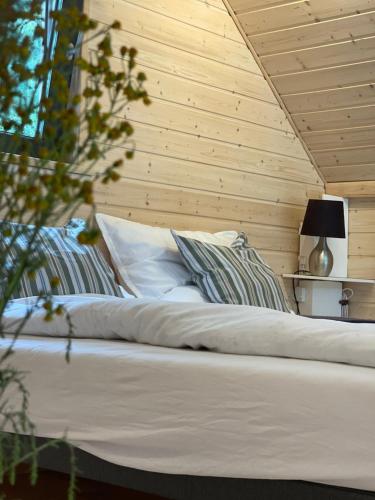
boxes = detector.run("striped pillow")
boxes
[2,219,123,299]
[172,231,291,313]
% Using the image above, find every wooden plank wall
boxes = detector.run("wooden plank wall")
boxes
[226,0,375,184]
[85,0,323,277]
[326,184,375,319]
[347,199,375,319]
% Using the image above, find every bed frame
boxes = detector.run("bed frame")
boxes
[30,437,375,500]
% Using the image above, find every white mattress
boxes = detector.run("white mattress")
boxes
[3,335,375,492]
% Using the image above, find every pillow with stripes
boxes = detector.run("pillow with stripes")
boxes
[2,219,124,299]
[171,231,291,313]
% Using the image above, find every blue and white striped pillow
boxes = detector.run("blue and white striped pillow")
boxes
[172,231,291,313]
[2,219,123,299]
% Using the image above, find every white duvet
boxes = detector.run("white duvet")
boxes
[3,295,375,491]
[3,294,375,368]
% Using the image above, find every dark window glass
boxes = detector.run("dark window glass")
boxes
[0,0,83,154]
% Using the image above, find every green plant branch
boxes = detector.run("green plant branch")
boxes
[0,1,150,498]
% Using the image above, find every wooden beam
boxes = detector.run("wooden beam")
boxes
[327,181,375,198]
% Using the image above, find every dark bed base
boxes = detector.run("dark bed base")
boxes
[29,437,375,500]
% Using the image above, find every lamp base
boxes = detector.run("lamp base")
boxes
[309,236,333,277]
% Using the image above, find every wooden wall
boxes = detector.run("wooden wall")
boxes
[85,0,323,276]
[347,199,375,319]
[226,0,375,184]
[325,183,375,319]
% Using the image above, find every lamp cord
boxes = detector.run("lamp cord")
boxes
[292,271,301,316]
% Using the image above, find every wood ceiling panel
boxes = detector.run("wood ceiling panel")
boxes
[262,37,375,76]
[251,11,375,56]
[226,0,375,182]
[313,146,375,167]
[293,105,375,132]
[321,164,375,182]
[303,126,375,150]
[238,0,375,36]
[284,84,375,114]
[273,61,375,95]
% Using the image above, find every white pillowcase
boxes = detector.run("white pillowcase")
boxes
[95,214,237,298]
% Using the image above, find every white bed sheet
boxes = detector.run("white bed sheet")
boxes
[3,335,375,492]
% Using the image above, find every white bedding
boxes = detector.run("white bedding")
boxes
[2,335,375,492]
[2,295,375,491]
[4,294,375,368]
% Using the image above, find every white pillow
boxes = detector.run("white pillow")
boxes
[95,214,237,298]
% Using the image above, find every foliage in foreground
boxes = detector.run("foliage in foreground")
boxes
[0,1,149,497]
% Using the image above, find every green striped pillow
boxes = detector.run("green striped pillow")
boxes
[2,219,123,299]
[172,231,290,313]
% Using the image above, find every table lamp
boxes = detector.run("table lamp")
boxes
[301,199,345,277]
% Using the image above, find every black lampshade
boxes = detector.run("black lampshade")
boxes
[301,199,345,238]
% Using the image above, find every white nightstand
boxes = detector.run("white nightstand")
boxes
[282,274,375,318]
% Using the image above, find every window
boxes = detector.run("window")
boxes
[0,0,83,154]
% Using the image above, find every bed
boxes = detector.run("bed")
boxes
[3,294,375,498]
[3,214,375,499]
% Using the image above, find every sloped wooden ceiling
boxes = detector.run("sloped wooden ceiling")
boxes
[225,0,375,184]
